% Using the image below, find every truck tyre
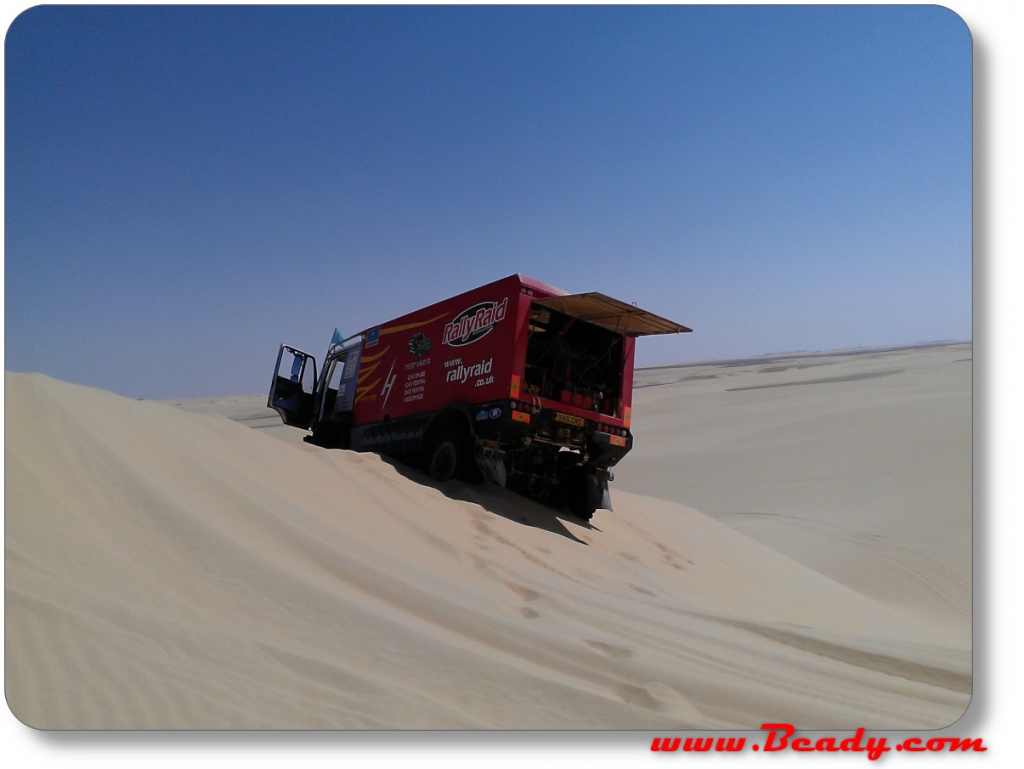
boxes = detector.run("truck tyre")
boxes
[305,415,351,449]
[425,429,465,483]
[560,462,599,521]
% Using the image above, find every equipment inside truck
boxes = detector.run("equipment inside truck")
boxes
[525,303,624,416]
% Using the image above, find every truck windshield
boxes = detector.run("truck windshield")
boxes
[524,303,624,416]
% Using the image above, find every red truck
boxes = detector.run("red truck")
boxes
[268,274,689,519]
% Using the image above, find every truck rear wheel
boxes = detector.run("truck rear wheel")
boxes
[558,460,601,521]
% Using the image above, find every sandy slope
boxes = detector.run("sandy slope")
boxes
[617,343,973,645]
[4,348,971,729]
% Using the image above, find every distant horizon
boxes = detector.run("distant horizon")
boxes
[635,338,972,372]
[188,339,974,399]
[6,337,974,403]
[4,328,976,401]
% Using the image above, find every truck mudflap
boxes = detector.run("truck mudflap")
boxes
[595,469,613,512]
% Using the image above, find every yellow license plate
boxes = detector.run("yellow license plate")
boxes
[554,412,585,427]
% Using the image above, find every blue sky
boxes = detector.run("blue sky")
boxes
[5,5,972,399]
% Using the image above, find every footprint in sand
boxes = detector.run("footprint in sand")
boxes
[498,602,539,620]
[584,640,633,659]
[459,553,488,571]
[612,684,662,710]
[611,682,706,720]
[500,583,542,620]
[505,582,540,602]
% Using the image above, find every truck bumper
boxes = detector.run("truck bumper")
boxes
[471,400,631,466]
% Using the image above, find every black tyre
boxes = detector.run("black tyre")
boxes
[559,462,597,520]
[305,415,351,449]
[426,423,481,483]
[427,433,461,482]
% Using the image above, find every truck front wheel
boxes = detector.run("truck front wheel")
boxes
[425,428,472,483]
[428,437,458,482]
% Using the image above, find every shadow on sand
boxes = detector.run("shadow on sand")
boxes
[384,456,598,546]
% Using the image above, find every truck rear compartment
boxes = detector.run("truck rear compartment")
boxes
[524,302,624,417]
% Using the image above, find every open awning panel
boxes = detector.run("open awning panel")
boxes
[535,292,692,337]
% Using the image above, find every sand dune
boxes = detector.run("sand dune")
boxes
[4,345,971,729]
[618,343,973,645]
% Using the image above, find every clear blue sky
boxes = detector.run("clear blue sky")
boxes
[5,4,972,399]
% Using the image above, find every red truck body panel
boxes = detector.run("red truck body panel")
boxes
[350,274,643,432]
[352,274,529,426]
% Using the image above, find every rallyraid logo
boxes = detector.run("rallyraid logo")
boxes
[442,297,509,347]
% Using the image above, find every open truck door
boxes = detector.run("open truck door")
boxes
[299,341,363,449]
[268,345,318,429]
